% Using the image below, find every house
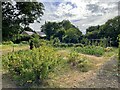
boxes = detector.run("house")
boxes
[21,31,46,38]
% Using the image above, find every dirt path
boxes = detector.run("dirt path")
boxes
[48,55,119,88]
[78,56,119,88]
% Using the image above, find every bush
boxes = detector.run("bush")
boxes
[20,41,29,45]
[40,39,51,46]
[53,43,68,47]
[74,43,84,47]
[2,41,14,45]
[53,38,60,45]
[53,43,84,48]
[68,52,91,72]
[74,45,104,56]
[31,38,41,48]
[13,34,31,44]
[30,34,41,48]
[104,47,113,52]
[2,46,64,86]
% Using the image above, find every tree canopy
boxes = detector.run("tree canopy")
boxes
[2,1,119,47]
[2,1,44,41]
[41,20,82,43]
[85,16,120,46]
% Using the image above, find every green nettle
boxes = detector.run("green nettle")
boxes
[2,46,63,86]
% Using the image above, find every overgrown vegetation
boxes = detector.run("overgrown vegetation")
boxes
[68,52,92,72]
[2,46,63,86]
[2,1,119,88]
[2,45,93,86]
[73,45,104,56]
[2,41,14,45]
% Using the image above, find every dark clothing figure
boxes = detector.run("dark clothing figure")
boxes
[30,41,34,50]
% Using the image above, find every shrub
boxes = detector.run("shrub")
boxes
[2,46,64,86]
[68,52,91,72]
[74,45,104,56]
[13,34,31,44]
[67,43,74,47]
[74,43,84,47]
[104,47,113,52]
[2,41,14,45]
[53,43,84,48]
[20,41,29,45]
[59,43,68,47]
[31,38,41,48]
[40,39,51,46]
[30,34,41,48]
[53,38,60,45]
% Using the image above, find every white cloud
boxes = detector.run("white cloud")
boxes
[30,0,119,34]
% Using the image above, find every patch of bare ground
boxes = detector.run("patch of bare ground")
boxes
[2,73,17,88]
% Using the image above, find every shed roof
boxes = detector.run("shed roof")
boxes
[36,31,46,37]
[22,31,34,35]
[22,31,46,37]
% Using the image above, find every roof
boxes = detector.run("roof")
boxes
[21,31,46,37]
[21,31,34,35]
[36,31,46,37]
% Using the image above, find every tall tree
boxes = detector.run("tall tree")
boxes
[2,1,44,41]
[85,16,120,46]
[86,25,100,34]
[63,28,81,43]
[41,20,82,43]
[41,22,60,40]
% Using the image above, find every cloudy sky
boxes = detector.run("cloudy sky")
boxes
[29,0,119,34]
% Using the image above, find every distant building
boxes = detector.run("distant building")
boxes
[36,31,46,37]
[21,31,34,36]
[21,31,46,38]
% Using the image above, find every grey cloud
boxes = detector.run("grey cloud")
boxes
[87,4,99,13]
